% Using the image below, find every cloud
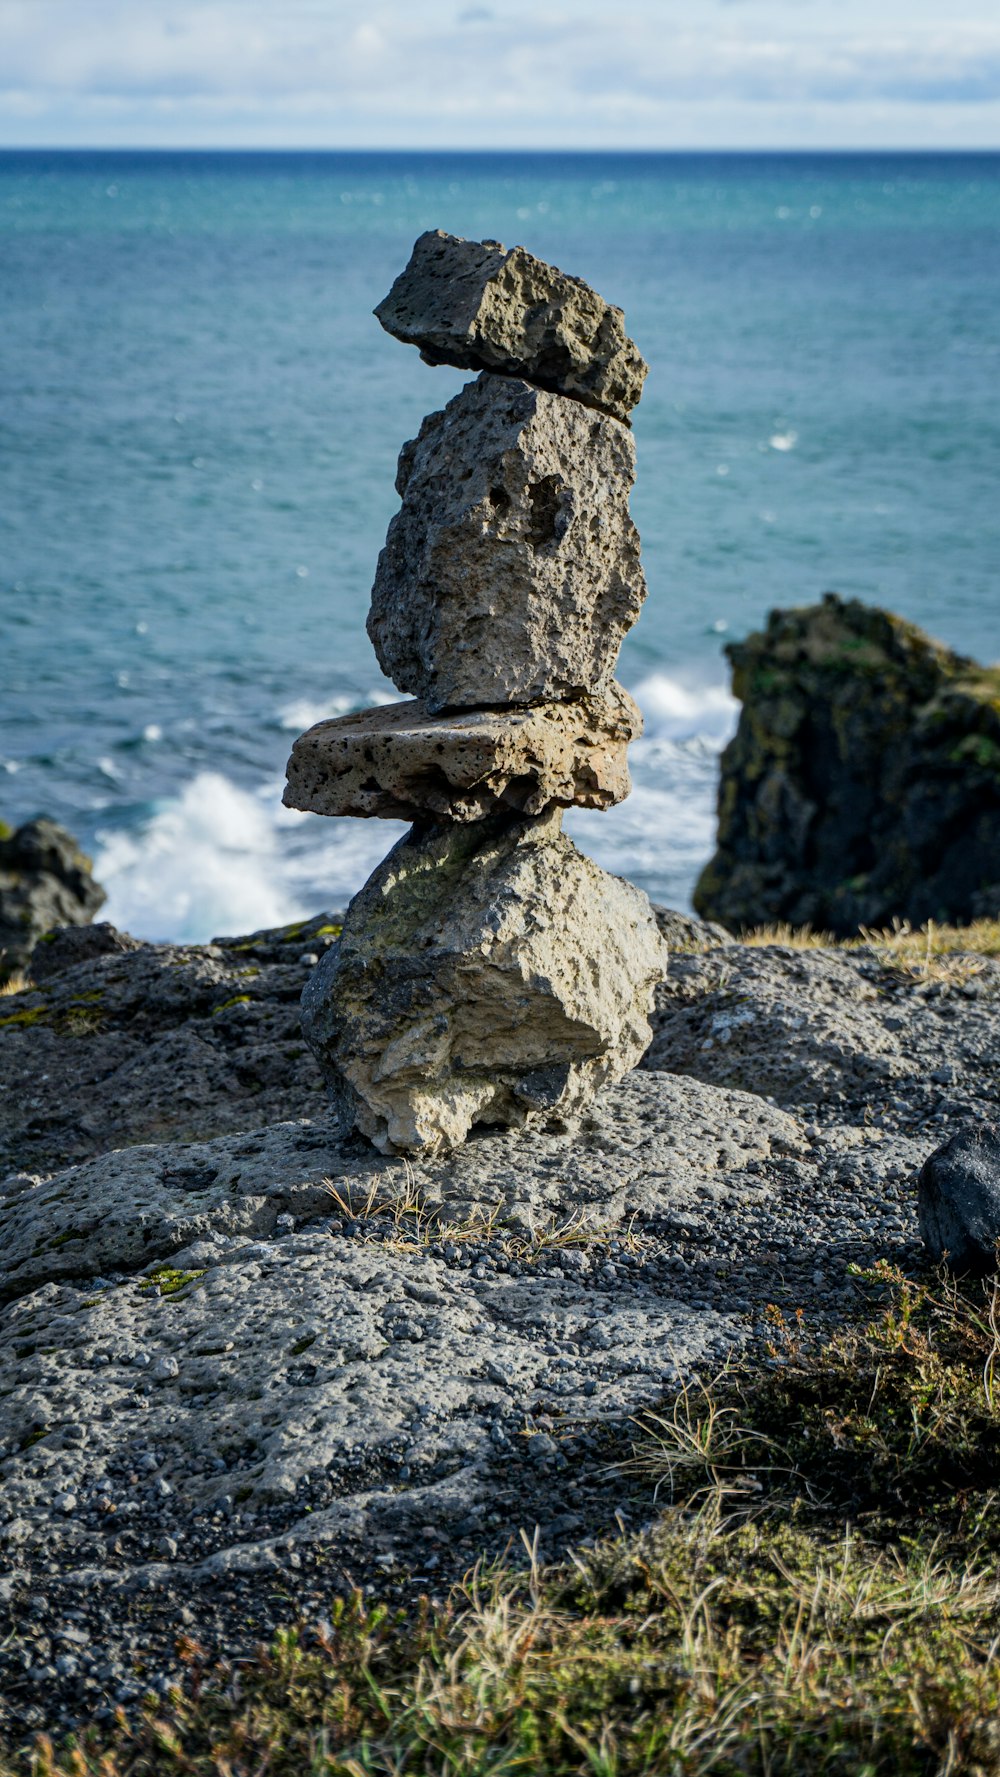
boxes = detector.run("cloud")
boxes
[1,0,998,142]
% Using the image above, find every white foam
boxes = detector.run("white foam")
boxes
[277,686,404,731]
[95,771,407,944]
[630,673,737,747]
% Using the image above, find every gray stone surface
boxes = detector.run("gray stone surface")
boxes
[283,685,640,823]
[1,1072,802,1309]
[367,374,645,712]
[375,230,648,424]
[917,1124,1000,1272]
[303,810,668,1154]
[3,910,993,1734]
[0,818,106,982]
[0,913,341,1178]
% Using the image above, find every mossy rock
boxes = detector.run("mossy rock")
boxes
[696,593,1000,937]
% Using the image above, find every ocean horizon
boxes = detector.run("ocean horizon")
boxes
[3,147,998,941]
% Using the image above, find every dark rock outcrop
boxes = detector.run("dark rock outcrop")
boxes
[0,818,106,980]
[917,1124,1000,1272]
[694,595,1000,937]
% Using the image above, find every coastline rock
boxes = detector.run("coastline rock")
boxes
[30,920,141,982]
[0,913,340,1177]
[694,594,1000,937]
[283,685,640,823]
[917,1124,1000,1272]
[375,229,648,423]
[368,374,645,711]
[302,811,668,1155]
[0,817,106,981]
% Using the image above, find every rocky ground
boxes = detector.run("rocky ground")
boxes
[1,908,997,1739]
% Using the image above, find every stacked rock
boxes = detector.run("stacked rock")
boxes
[284,230,668,1155]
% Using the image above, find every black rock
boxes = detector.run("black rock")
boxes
[0,818,106,980]
[30,922,141,982]
[916,1124,1000,1272]
[694,594,1000,937]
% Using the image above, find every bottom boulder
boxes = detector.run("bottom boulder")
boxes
[302,808,668,1154]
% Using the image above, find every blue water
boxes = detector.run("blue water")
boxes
[2,150,999,939]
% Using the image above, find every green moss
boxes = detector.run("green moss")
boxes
[0,1007,44,1029]
[0,818,12,841]
[314,923,342,937]
[212,994,251,1015]
[948,732,1000,773]
[138,1266,207,1298]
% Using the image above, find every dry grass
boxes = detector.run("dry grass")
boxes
[0,970,31,997]
[740,922,839,949]
[860,917,999,984]
[324,1174,645,1265]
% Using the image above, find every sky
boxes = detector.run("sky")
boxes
[1,0,999,150]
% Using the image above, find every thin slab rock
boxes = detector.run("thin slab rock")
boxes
[283,684,640,823]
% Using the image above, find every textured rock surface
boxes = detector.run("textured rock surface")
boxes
[375,229,648,423]
[644,934,1000,1115]
[695,594,1000,937]
[368,374,645,711]
[917,1124,1000,1272]
[0,818,106,980]
[303,811,667,1154]
[283,684,640,823]
[0,913,340,1178]
[2,910,995,1734]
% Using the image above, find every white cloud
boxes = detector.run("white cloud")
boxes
[0,0,998,144]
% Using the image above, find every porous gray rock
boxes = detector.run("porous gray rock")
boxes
[283,684,640,823]
[302,810,668,1155]
[375,229,648,424]
[916,1124,1000,1272]
[0,818,106,981]
[367,373,646,711]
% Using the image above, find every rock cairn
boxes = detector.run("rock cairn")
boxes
[285,230,667,1155]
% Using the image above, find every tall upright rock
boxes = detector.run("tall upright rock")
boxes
[694,594,1000,937]
[285,231,666,1155]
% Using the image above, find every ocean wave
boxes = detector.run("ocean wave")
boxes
[630,672,737,747]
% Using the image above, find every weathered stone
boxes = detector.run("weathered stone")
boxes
[283,684,640,823]
[302,810,668,1155]
[694,594,1000,937]
[375,229,648,423]
[0,818,106,981]
[368,374,645,711]
[29,921,141,982]
[917,1124,1000,1273]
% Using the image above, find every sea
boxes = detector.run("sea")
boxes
[2,149,999,942]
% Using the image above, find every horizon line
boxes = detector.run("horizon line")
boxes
[2,142,999,155]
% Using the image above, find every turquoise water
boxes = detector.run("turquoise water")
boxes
[2,150,999,938]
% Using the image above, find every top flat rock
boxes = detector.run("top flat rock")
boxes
[375,230,648,424]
